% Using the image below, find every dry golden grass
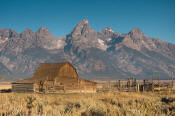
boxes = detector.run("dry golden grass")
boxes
[0,91,175,116]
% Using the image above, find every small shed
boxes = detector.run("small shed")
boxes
[12,62,96,93]
[12,78,36,93]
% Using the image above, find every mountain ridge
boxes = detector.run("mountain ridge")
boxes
[0,19,175,80]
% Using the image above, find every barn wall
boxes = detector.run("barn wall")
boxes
[54,77,97,93]
[12,83,34,93]
[54,77,79,90]
[79,80,97,93]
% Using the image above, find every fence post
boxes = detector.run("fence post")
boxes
[172,76,174,91]
[118,80,120,91]
[127,78,130,92]
[152,76,154,92]
[137,84,140,92]
[143,80,145,92]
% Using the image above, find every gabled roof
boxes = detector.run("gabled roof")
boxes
[12,78,35,84]
[32,62,75,80]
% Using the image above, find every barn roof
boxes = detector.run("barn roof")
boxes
[12,78,35,84]
[31,62,76,80]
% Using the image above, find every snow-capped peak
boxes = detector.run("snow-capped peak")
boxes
[104,27,115,33]
[97,39,108,51]
[0,37,8,44]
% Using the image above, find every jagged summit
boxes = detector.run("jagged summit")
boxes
[0,29,19,38]
[25,28,32,32]
[22,28,33,33]
[101,27,118,34]
[20,28,34,38]
[99,27,119,38]
[70,19,91,37]
[129,27,142,35]
[80,19,89,24]
[74,19,90,28]
[128,27,145,38]
[104,27,115,32]
[37,27,50,34]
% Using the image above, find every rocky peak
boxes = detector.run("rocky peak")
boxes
[101,27,118,35]
[20,28,34,38]
[70,19,91,37]
[25,28,33,32]
[0,29,19,38]
[37,27,50,35]
[98,27,119,40]
[128,27,144,37]
[104,27,115,33]
[21,28,33,34]
[81,19,89,24]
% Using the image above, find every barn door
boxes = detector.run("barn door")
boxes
[39,81,44,93]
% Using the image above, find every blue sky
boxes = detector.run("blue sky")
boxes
[0,0,175,43]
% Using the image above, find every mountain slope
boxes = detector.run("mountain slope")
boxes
[0,62,11,76]
[0,19,175,80]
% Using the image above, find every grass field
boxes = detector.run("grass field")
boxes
[0,92,175,116]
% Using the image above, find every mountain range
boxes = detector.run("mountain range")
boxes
[0,19,175,80]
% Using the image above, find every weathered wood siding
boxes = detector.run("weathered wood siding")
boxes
[58,63,78,78]
[12,83,34,93]
[33,64,61,80]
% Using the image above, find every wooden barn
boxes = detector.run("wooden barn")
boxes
[12,62,96,93]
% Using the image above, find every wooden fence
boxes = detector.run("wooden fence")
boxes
[95,77,175,92]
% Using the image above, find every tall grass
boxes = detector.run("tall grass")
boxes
[0,92,174,116]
